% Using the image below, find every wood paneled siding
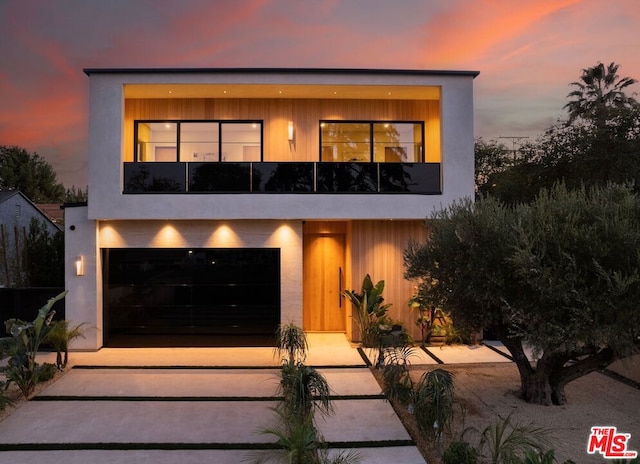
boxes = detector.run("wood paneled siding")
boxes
[350,219,430,339]
[123,98,441,163]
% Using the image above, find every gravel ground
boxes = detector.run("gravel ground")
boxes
[385,362,640,464]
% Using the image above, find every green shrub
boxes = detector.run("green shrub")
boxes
[479,413,553,464]
[381,344,415,405]
[0,291,66,398]
[0,380,14,411]
[36,362,57,383]
[443,440,478,464]
[413,368,455,440]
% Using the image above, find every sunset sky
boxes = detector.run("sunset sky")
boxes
[1,0,639,188]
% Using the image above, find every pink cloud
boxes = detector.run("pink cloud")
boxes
[420,0,583,66]
[1,0,640,187]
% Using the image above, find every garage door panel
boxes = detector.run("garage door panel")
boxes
[103,248,281,345]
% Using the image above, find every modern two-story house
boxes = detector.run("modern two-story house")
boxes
[65,67,478,350]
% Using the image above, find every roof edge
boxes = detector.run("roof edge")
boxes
[62,201,88,208]
[83,67,480,78]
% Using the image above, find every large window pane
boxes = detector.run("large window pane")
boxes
[180,122,219,162]
[136,122,177,161]
[135,121,262,163]
[221,122,262,162]
[373,123,423,162]
[321,122,371,162]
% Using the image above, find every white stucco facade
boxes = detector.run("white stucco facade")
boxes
[86,69,475,221]
[67,68,478,349]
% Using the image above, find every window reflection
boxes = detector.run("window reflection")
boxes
[321,123,370,162]
[320,121,423,163]
[373,123,422,162]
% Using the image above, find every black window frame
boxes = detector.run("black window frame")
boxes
[133,120,264,163]
[319,120,425,163]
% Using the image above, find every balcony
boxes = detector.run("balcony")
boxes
[123,162,441,194]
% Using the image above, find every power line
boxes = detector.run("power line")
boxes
[499,136,529,161]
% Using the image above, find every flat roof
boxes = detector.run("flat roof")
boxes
[83,67,480,78]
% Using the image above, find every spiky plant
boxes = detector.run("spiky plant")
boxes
[413,368,455,440]
[251,407,361,464]
[278,360,333,422]
[275,322,308,364]
[479,413,554,464]
[381,344,415,405]
[521,449,559,464]
[255,407,320,464]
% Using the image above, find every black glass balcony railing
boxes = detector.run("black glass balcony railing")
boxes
[123,162,441,194]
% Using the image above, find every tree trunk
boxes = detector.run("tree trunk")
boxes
[521,371,554,405]
[548,347,617,406]
[501,336,619,406]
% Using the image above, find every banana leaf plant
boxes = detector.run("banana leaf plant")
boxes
[343,274,392,347]
[0,291,67,398]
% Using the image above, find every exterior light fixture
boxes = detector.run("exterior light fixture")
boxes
[288,121,294,141]
[75,256,84,276]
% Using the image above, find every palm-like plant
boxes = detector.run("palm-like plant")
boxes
[275,322,308,364]
[253,407,361,464]
[413,368,455,441]
[381,344,415,405]
[520,449,562,464]
[256,408,320,464]
[46,320,87,369]
[564,62,638,122]
[278,360,333,423]
[479,413,554,464]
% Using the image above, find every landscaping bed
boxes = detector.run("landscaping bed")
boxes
[373,362,640,464]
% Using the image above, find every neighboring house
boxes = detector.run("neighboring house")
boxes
[36,203,65,226]
[65,67,478,350]
[0,190,62,287]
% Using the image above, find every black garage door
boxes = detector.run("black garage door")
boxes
[103,248,280,347]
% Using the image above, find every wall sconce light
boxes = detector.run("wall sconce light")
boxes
[75,255,84,276]
[288,121,294,142]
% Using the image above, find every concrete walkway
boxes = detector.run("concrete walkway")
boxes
[8,335,624,463]
[0,334,428,464]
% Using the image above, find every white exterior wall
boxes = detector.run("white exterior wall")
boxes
[65,213,303,349]
[77,68,476,348]
[64,205,102,350]
[87,71,475,221]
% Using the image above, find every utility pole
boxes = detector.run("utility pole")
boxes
[499,136,529,162]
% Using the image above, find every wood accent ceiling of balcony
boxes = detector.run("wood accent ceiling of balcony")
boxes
[124,84,440,100]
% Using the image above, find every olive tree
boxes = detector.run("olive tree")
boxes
[404,183,640,405]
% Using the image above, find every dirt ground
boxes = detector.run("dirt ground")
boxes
[382,362,640,464]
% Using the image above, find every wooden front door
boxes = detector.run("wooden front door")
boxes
[303,233,346,332]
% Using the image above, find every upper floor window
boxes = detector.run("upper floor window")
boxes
[320,121,424,163]
[135,120,263,162]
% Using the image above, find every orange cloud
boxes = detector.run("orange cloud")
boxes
[421,0,583,66]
